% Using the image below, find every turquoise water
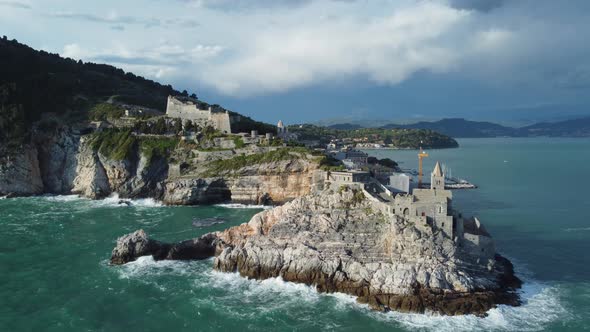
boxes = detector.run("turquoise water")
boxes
[1,138,589,331]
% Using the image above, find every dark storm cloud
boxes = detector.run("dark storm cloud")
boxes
[449,0,505,12]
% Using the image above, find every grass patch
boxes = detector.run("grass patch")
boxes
[233,136,245,149]
[140,137,179,163]
[202,147,313,177]
[89,129,136,160]
[89,103,125,121]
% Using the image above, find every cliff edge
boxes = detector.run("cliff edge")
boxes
[110,189,521,316]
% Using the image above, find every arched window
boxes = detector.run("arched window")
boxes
[403,208,409,216]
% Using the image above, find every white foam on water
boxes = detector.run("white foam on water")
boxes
[0,195,7,200]
[93,193,163,208]
[211,271,320,301]
[41,194,86,202]
[215,203,272,210]
[117,256,206,280]
[114,255,570,331]
[364,280,570,332]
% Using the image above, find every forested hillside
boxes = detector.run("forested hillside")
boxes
[0,36,179,146]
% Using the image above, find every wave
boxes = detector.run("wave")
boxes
[114,256,570,331]
[215,203,272,210]
[93,193,163,208]
[40,194,87,202]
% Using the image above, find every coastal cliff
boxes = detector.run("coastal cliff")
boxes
[0,128,321,205]
[110,189,521,316]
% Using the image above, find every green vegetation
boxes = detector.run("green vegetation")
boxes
[89,103,125,121]
[202,147,314,177]
[289,124,458,149]
[89,128,178,162]
[140,137,179,163]
[232,136,245,149]
[0,37,180,145]
[90,129,136,160]
[319,155,346,171]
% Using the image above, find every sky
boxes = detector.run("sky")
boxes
[1,0,590,125]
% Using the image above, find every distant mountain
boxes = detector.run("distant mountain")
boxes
[327,123,363,130]
[381,118,520,138]
[522,116,590,137]
[379,117,590,138]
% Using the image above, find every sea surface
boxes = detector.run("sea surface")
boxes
[1,137,589,331]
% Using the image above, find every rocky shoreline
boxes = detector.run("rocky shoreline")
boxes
[110,189,521,316]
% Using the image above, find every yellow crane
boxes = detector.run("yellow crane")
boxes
[418,146,428,188]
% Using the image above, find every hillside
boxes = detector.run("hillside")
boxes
[0,37,183,145]
[290,124,459,149]
[522,117,590,137]
[379,117,590,138]
[0,37,279,149]
[381,118,519,138]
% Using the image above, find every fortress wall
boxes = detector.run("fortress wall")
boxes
[166,97,210,122]
[210,112,232,134]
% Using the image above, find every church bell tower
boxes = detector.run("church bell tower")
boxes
[431,161,445,190]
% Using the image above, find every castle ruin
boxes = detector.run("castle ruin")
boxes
[166,96,232,134]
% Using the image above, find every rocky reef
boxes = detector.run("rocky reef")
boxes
[110,189,521,316]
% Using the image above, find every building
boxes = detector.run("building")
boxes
[276,120,298,141]
[166,96,232,134]
[389,173,412,194]
[327,162,496,261]
[325,171,371,189]
[333,149,369,169]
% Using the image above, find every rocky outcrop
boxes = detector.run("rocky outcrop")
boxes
[223,159,322,205]
[110,189,521,316]
[110,229,221,265]
[163,178,231,205]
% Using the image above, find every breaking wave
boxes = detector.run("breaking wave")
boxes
[92,194,163,208]
[41,194,87,202]
[114,256,570,332]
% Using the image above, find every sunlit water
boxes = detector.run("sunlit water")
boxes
[1,137,589,331]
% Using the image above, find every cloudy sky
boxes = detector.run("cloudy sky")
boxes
[2,0,590,125]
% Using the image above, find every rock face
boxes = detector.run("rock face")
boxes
[110,230,221,265]
[0,145,44,196]
[110,189,521,316]
[0,128,319,204]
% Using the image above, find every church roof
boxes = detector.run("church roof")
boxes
[277,120,284,128]
[432,161,443,176]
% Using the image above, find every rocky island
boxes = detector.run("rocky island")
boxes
[110,165,521,316]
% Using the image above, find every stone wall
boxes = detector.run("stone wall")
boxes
[210,111,232,134]
[166,96,210,122]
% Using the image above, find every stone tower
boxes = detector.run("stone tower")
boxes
[277,120,285,137]
[431,161,445,190]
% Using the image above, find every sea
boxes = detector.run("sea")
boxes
[1,137,589,331]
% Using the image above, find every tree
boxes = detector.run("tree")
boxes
[173,120,183,134]
[190,93,197,99]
